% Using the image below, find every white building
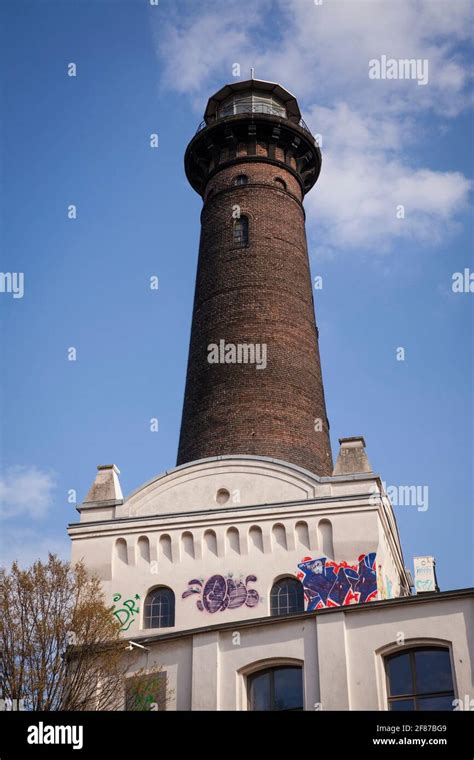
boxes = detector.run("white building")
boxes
[68,79,473,711]
[68,442,473,711]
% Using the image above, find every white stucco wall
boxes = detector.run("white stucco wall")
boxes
[69,457,409,636]
[124,592,473,711]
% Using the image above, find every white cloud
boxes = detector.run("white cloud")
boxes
[152,0,472,253]
[155,0,472,115]
[0,466,57,519]
[305,102,471,253]
[277,0,472,116]
[0,526,69,570]
[155,1,268,106]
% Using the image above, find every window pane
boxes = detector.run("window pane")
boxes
[144,588,175,628]
[270,579,304,616]
[417,695,455,711]
[249,672,271,711]
[233,217,248,246]
[387,653,412,696]
[414,650,453,694]
[234,97,251,114]
[273,668,303,711]
[389,699,415,711]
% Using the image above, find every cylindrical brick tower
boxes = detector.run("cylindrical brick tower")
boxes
[177,79,333,476]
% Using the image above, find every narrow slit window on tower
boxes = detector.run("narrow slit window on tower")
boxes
[233,174,248,186]
[233,215,249,247]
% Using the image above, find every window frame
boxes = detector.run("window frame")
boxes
[219,94,287,119]
[232,215,249,248]
[143,586,175,629]
[384,646,455,711]
[124,671,167,711]
[270,576,305,617]
[274,177,287,191]
[247,665,304,711]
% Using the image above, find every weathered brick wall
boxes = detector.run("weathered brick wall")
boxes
[177,160,333,476]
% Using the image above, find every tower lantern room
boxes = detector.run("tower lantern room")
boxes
[185,78,321,197]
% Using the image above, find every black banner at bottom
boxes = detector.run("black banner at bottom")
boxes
[0,709,472,757]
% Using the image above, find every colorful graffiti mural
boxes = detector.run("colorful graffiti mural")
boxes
[296,553,378,610]
[377,565,394,599]
[112,593,140,631]
[182,574,260,613]
[413,556,437,593]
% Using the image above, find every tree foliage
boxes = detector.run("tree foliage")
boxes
[0,554,167,711]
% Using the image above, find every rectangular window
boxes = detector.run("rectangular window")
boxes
[125,672,167,712]
[233,217,249,247]
[385,648,455,711]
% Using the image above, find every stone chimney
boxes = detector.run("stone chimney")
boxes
[332,437,372,476]
[77,464,123,522]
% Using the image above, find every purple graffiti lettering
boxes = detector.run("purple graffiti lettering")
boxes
[182,574,260,613]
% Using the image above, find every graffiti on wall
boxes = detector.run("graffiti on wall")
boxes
[377,565,394,599]
[182,574,260,613]
[413,556,437,593]
[296,553,378,610]
[112,593,140,631]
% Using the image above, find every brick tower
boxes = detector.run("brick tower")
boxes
[177,79,333,476]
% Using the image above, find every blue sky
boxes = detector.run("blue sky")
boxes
[0,0,472,591]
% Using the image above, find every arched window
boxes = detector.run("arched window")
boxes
[385,647,455,710]
[274,177,286,190]
[270,577,304,616]
[144,587,175,629]
[248,666,303,711]
[233,216,249,247]
[233,174,248,186]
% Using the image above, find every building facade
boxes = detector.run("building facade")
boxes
[68,79,473,711]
